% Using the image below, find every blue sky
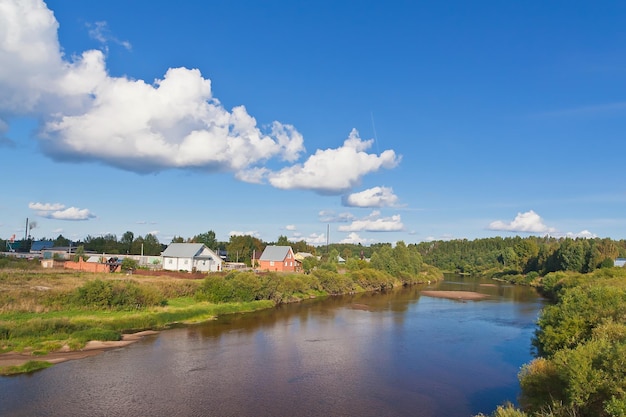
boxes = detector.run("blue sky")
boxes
[1,0,625,246]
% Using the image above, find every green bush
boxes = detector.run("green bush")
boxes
[349,268,396,291]
[74,279,166,310]
[313,269,354,295]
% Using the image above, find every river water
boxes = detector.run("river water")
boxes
[0,276,544,417]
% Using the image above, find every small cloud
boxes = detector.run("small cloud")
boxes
[342,186,399,208]
[147,230,160,236]
[318,210,355,223]
[29,201,95,221]
[43,207,95,221]
[488,210,556,234]
[285,224,296,231]
[87,21,132,51]
[29,202,65,211]
[338,210,404,232]
[339,232,374,245]
[229,230,261,238]
[302,233,327,246]
[561,230,597,239]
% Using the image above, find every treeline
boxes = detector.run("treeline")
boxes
[414,236,626,276]
[477,267,626,417]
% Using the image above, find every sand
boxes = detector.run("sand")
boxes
[0,330,159,368]
[420,290,490,301]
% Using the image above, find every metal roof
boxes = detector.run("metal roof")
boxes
[162,243,206,258]
[259,245,292,261]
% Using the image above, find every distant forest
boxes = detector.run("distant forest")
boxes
[3,232,626,276]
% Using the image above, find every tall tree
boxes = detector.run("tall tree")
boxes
[53,234,70,247]
[120,231,134,254]
[192,230,217,249]
[142,233,161,256]
[276,235,290,246]
[227,234,264,266]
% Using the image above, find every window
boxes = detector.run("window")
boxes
[270,261,275,266]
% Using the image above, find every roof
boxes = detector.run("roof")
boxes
[294,252,314,261]
[259,246,293,261]
[31,240,54,251]
[162,243,206,258]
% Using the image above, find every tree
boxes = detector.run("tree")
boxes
[142,233,161,256]
[53,234,70,247]
[130,236,144,255]
[276,235,290,246]
[120,231,134,254]
[73,245,86,262]
[227,234,264,266]
[192,230,217,249]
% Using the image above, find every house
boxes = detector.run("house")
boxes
[615,258,626,267]
[258,245,296,272]
[161,243,223,272]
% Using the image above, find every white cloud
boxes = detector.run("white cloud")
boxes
[0,0,306,175]
[229,230,261,238]
[338,210,404,232]
[343,186,399,208]
[285,224,296,231]
[87,21,132,51]
[339,232,374,245]
[28,202,65,211]
[1,1,403,198]
[29,201,95,221]
[267,129,400,195]
[562,230,597,239]
[302,233,327,246]
[488,210,557,234]
[42,207,95,221]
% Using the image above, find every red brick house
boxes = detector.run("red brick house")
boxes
[258,245,296,272]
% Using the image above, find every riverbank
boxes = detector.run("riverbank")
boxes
[0,330,159,369]
[1,266,444,375]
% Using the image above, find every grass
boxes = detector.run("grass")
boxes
[0,268,276,356]
[0,360,53,376]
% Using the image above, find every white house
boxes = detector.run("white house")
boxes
[162,243,223,272]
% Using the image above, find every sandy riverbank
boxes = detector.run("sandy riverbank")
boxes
[0,330,159,369]
[420,290,490,301]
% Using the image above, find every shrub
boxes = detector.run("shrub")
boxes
[74,279,166,310]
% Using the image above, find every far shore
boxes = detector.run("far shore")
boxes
[0,330,159,369]
[420,290,490,301]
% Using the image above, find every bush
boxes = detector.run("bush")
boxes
[74,279,166,310]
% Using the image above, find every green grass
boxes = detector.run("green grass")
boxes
[0,360,53,376]
[0,298,276,354]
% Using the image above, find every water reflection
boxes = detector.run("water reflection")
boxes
[0,276,544,417]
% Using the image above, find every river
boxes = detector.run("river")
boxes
[0,276,544,417]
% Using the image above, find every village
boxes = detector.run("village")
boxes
[2,240,331,275]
